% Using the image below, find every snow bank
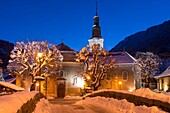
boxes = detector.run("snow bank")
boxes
[132,88,170,103]
[33,93,167,113]
[0,91,38,113]
[77,96,166,113]
[33,98,52,113]
[84,88,170,104]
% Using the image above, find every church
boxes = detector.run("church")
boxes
[41,7,141,97]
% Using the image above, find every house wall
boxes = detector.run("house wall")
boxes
[46,76,57,97]
[99,64,136,91]
[37,62,84,97]
[43,62,138,97]
[158,77,170,91]
[27,62,138,97]
[62,62,84,96]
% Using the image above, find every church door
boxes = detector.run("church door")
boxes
[57,83,65,98]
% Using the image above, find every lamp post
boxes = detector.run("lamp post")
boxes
[45,75,47,97]
[37,52,43,91]
[118,81,122,90]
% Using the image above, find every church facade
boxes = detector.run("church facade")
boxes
[39,9,141,97]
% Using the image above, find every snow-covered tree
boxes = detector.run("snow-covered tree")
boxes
[7,41,63,90]
[0,68,4,81]
[0,59,4,82]
[76,44,115,91]
[135,52,160,88]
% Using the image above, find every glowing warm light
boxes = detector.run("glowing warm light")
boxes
[118,81,122,85]
[128,89,133,92]
[36,83,39,86]
[17,51,21,55]
[76,77,84,88]
[86,76,90,80]
[37,52,43,58]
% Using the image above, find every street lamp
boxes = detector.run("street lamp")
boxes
[45,75,48,97]
[38,52,43,58]
[38,52,48,97]
[118,81,122,90]
[86,76,90,80]
[37,52,43,91]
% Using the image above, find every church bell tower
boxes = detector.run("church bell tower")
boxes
[88,2,104,49]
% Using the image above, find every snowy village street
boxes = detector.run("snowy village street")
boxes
[47,97,114,113]
[33,89,169,113]
[48,97,81,105]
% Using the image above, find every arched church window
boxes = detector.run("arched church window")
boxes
[122,71,128,81]
[73,75,78,85]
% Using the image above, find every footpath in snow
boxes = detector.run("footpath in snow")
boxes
[34,96,166,113]
[34,88,169,113]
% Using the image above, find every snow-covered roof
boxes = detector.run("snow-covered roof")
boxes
[3,73,9,78]
[155,66,170,78]
[110,51,137,64]
[0,81,25,91]
[56,43,77,62]
[56,43,75,52]
[5,77,16,83]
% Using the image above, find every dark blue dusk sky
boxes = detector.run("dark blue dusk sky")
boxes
[1,0,170,51]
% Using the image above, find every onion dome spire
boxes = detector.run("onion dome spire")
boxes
[92,1,101,38]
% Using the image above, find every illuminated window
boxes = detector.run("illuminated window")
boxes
[122,71,128,81]
[73,76,77,85]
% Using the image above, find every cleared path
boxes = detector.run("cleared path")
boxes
[49,98,81,105]
[48,97,115,113]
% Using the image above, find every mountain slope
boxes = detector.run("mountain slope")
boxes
[110,20,170,56]
[0,40,14,68]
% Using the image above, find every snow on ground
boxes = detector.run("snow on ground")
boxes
[34,96,166,113]
[76,96,166,113]
[84,88,170,104]
[0,88,168,113]
[33,98,52,113]
[64,95,82,99]
[132,88,170,103]
[0,91,38,113]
